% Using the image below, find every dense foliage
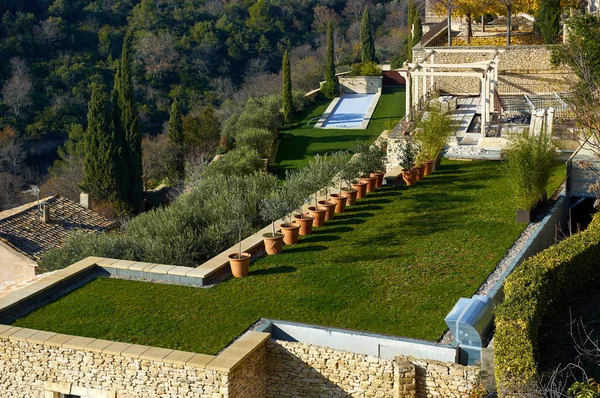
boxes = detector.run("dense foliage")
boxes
[504,129,556,210]
[495,214,600,395]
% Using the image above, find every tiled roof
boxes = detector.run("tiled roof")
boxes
[0,195,118,262]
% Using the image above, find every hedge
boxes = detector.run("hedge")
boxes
[494,213,600,395]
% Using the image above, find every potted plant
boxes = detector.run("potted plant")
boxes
[398,138,418,186]
[339,159,361,205]
[368,143,387,188]
[305,154,335,224]
[414,101,456,175]
[286,168,315,235]
[328,152,351,212]
[259,188,289,255]
[353,141,378,193]
[225,179,252,277]
[415,151,426,181]
[505,129,556,223]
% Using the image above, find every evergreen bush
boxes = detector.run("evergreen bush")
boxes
[235,128,274,158]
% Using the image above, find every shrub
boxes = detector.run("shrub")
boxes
[320,80,337,99]
[390,53,407,69]
[202,148,264,178]
[349,61,381,77]
[494,214,600,395]
[222,95,284,140]
[40,173,278,269]
[235,128,274,158]
[414,101,455,162]
[354,140,386,175]
[504,130,557,210]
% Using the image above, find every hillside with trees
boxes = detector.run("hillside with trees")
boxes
[0,0,410,210]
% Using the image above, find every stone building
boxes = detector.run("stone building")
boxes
[0,195,117,284]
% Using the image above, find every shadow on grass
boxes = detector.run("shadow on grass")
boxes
[300,234,342,244]
[314,226,354,234]
[283,245,328,254]
[324,218,367,227]
[249,266,297,277]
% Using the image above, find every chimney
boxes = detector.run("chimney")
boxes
[80,192,90,209]
[41,203,50,223]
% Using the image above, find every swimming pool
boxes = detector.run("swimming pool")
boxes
[316,93,380,129]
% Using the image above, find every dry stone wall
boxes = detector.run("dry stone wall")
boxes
[412,46,570,95]
[228,344,267,398]
[266,340,480,398]
[0,338,226,397]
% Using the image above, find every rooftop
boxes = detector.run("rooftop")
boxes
[0,195,117,262]
[11,161,566,355]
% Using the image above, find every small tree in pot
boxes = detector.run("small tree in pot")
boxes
[306,154,333,226]
[340,159,362,205]
[260,188,289,254]
[329,151,352,213]
[224,178,253,277]
[353,141,378,193]
[398,138,419,186]
[286,168,315,236]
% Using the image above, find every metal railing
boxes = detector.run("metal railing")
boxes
[418,19,448,48]
[390,84,438,137]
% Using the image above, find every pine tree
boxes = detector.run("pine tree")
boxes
[360,6,376,63]
[167,98,185,183]
[282,50,293,124]
[112,32,143,212]
[321,21,337,99]
[82,84,117,203]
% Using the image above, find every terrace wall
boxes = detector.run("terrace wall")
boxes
[412,46,570,95]
[265,340,480,398]
[0,338,227,397]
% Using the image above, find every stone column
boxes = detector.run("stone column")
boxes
[394,358,417,398]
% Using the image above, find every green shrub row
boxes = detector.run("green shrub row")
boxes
[494,213,600,395]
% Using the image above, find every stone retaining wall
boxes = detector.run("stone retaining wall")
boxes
[413,46,570,95]
[265,340,480,398]
[0,338,226,397]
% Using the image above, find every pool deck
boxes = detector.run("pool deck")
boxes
[314,91,382,130]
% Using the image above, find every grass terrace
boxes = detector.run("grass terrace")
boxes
[273,87,405,178]
[13,161,565,355]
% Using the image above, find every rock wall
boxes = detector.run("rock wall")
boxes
[412,46,570,95]
[0,338,226,397]
[265,340,480,398]
[228,343,267,398]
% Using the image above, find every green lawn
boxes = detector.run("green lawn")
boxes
[13,161,565,355]
[273,87,405,178]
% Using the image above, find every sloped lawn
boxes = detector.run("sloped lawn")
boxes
[13,161,565,355]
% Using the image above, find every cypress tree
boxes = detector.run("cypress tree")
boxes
[82,83,117,203]
[413,11,423,46]
[112,32,143,212]
[167,98,185,183]
[321,21,337,99]
[537,0,561,44]
[282,50,293,124]
[360,6,376,63]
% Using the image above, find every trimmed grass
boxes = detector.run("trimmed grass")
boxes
[13,161,565,355]
[273,87,405,178]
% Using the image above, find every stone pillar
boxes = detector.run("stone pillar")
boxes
[41,203,50,223]
[394,358,417,398]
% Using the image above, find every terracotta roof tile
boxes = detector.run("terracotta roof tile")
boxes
[0,195,117,262]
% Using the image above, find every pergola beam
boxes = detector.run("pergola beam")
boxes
[410,71,484,78]
[408,62,490,70]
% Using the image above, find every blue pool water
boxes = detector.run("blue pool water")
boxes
[321,94,377,129]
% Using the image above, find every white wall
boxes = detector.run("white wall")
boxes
[0,243,36,284]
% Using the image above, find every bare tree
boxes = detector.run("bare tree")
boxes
[342,0,369,21]
[135,31,179,79]
[2,58,33,118]
[34,17,65,46]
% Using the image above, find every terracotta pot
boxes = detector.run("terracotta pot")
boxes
[330,193,347,213]
[423,160,435,176]
[415,165,425,181]
[294,214,314,235]
[228,253,251,277]
[351,182,368,199]
[341,188,358,206]
[361,176,377,193]
[516,209,533,223]
[280,223,300,245]
[263,233,284,255]
[402,169,417,186]
[318,200,336,220]
[308,206,327,227]
[370,171,385,188]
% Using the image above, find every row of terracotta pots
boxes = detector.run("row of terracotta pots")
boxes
[402,159,435,186]
[228,171,385,278]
